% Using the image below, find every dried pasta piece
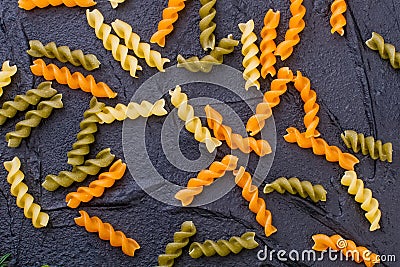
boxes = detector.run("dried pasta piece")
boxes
[75,210,140,256]
[66,160,126,208]
[341,130,392,162]
[239,20,261,90]
[30,59,117,98]
[199,0,217,50]
[174,155,238,206]
[205,105,272,156]
[27,40,100,71]
[284,127,359,170]
[275,0,306,60]
[341,171,381,231]
[366,32,400,69]
[169,85,221,153]
[18,0,96,10]
[189,232,259,258]
[4,157,49,228]
[158,221,196,267]
[42,148,115,191]
[111,19,170,72]
[312,234,379,266]
[0,61,17,97]
[6,94,63,148]
[330,0,347,36]
[233,166,277,237]
[109,0,125,8]
[86,9,142,78]
[260,9,280,78]
[263,177,327,203]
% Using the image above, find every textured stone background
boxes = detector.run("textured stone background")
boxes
[0,0,399,266]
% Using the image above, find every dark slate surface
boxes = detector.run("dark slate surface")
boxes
[0,0,399,266]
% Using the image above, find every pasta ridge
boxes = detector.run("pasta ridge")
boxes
[330,0,347,36]
[0,61,17,97]
[199,0,217,50]
[18,0,96,10]
[366,32,400,69]
[109,0,124,8]
[260,10,280,78]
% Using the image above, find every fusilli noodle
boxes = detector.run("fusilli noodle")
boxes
[330,0,347,36]
[366,32,400,69]
[0,61,17,97]
[260,9,280,78]
[18,0,96,10]
[199,0,216,50]
[109,0,125,8]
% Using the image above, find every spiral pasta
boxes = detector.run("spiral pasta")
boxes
[199,0,216,50]
[341,130,393,162]
[6,94,63,148]
[263,177,327,203]
[233,167,277,237]
[239,20,261,90]
[284,127,359,171]
[42,148,115,191]
[189,232,259,258]
[111,19,170,72]
[4,157,49,228]
[205,105,272,156]
[274,0,306,60]
[366,32,400,69]
[0,61,17,97]
[341,171,381,231]
[150,0,186,47]
[158,221,196,267]
[27,40,100,71]
[75,210,140,256]
[169,85,221,153]
[330,0,347,36]
[174,155,238,206]
[109,0,125,8]
[30,59,117,98]
[260,9,280,78]
[246,67,294,136]
[86,9,142,78]
[18,0,96,10]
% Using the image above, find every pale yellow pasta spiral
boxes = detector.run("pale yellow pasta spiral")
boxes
[109,0,125,8]
[0,61,17,97]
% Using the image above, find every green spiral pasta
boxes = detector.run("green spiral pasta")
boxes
[263,177,327,203]
[189,232,259,258]
[0,82,57,125]
[6,94,63,147]
[67,97,105,166]
[341,130,393,162]
[27,40,101,71]
[365,32,400,69]
[199,0,217,50]
[158,221,197,267]
[42,148,115,191]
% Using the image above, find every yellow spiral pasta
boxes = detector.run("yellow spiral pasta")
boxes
[4,157,49,228]
[0,61,17,97]
[18,0,96,10]
[109,0,125,8]
[86,9,142,78]
[199,0,217,50]
[366,32,400,69]
[330,0,347,36]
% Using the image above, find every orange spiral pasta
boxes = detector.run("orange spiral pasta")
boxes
[174,155,238,206]
[18,0,96,10]
[75,210,140,257]
[30,59,117,98]
[260,9,280,78]
[205,105,272,156]
[233,166,277,237]
[150,0,186,47]
[66,160,126,208]
[284,127,359,170]
[275,0,306,60]
[330,0,347,36]
[246,67,294,136]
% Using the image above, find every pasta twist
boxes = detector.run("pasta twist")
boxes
[18,0,96,10]
[246,67,294,136]
[6,94,63,148]
[158,221,197,267]
[75,210,140,256]
[233,167,277,237]
[27,40,100,71]
[205,105,272,156]
[341,171,381,231]
[66,160,126,208]
[260,10,280,78]
[0,61,17,97]
[169,85,221,153]
[366,32,400,69]
[274,0,306,60]
[86,9,142,78]
[30,59,117,98]
[4,157,49,228]
[189,232,259,258]
[67,97,105,166]
[330,0,347,36]
[341,130,393,162]
[263,177,327,203]
[239,20,261,90]
[174,155,238,206]
[109,0,125,8]
[312,234,379,266]
[199,0,217,50]
[111,19,170,72]
[42,148,115,191]
[150,0,187,47]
